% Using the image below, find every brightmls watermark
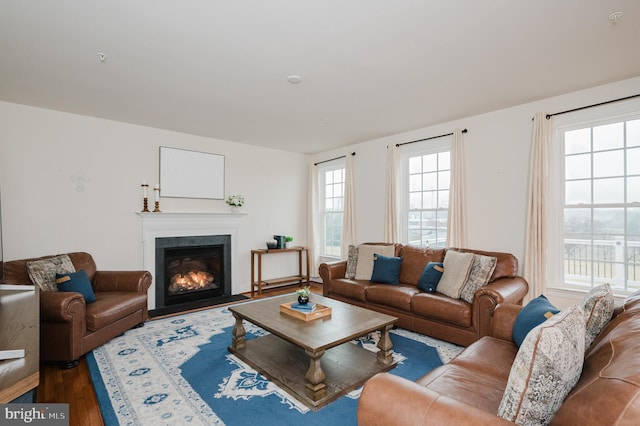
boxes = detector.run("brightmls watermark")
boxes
[1,404,68,425]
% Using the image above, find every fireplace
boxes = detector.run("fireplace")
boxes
[153,234,237,316]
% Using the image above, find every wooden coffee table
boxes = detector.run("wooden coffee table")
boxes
[228,293,398,410]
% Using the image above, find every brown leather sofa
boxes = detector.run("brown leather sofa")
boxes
[2,252,152,368]
[319,244,528,346]
[357,292,640,425]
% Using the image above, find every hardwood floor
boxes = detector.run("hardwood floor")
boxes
[36,284,321,426]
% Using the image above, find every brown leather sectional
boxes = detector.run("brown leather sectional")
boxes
[2,252,151,368]
[358,293,640,425]
[319,243,529,346]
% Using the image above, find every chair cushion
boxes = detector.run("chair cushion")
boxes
[56,270,97,304]
[26,254,76,291]
[581,283,615,350]
[512,294,560,347]
[85,292,148,332]
[498,305,585,425]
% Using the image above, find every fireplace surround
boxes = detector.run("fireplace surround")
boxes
[137,212,246,316]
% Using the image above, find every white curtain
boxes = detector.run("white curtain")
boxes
[523,112,553,301]
[446,128,467,247]
[341,154,357,257]
[307,162,322,278]
[384,145,400,242]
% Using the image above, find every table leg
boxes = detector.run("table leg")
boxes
[305,349,326,401]
[250,252,255,297]
[376,324,394,364]
[230,312,246,351]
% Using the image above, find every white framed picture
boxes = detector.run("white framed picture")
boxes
[159,147,225,199]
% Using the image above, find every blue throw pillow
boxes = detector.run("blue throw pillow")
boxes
[512,294,560,347]
[55,269,97,304]
[417,262,444,293]
[370,254,402,284]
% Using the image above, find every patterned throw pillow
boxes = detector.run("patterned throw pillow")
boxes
[436,250,475,299]
[354,245,396,280]
[581,283,615,350]
[498,305,585,425]
[26,254,76,292]
[345,245,358,279]
[459,254,497,303]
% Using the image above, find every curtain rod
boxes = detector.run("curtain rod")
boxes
[546,93,640,120]
[314,152,356,166]
[396,128,468,147]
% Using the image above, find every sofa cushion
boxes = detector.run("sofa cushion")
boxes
[354,244,396,280]
[437,250,474,299]
[398,246,445,286]
[370,254,402,284]
[345,245,358,279]
[512,294,560,347]
[459,254,497,303]
[365,284,417,311]
[56,270,97,304]
[417,262,444,293]
[498,305,585,425]
[581,283,614,350]
[26,254,76,292]
[85,292,148,332]
[411,292,472,328]
[328,278,369,302]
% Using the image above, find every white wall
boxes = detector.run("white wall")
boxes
[311,76,640,308]
[0,101,309,294]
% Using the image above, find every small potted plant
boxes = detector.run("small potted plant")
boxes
[285,236,293,248]
[296,285,311,304]
[225,194,244,212]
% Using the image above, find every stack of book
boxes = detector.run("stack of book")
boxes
[290,302,316,312]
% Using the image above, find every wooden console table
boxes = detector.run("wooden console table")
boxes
[0,285,39,402]
[251,246,310,296]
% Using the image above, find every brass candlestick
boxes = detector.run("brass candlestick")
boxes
[153,201,161,212]
[141,183,150,212]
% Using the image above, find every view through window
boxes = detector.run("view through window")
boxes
[561,116,640,294]
[321,166,345,257]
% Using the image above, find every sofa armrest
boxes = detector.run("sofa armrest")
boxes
[318,261,347,296]
[92,270,152,293]
[358,373,513,426]
[473,276,528,338]
[490,303,523,341]
[40,291,85,323]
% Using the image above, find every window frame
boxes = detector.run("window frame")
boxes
[548,99,640,295]
[399,137,451,248]
[318,160,346,259]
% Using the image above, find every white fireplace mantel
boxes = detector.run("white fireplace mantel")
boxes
[137,212,246,310]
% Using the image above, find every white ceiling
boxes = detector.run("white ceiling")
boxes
[1,1,639,155]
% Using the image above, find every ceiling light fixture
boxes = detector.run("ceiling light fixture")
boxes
[608,11,623,22]
[97,53,108,62]
[287,75,302,84]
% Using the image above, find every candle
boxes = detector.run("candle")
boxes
[141,181,148,198]
[154,184,160,202]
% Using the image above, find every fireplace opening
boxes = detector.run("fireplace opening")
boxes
[153,234,238,316]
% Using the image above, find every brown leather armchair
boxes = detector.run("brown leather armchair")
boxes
[2,252,152,368]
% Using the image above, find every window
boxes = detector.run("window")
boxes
[552,104,640,295]
[401,139,450,248]
[320,164,345,257]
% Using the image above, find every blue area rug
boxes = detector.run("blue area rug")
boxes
[87,304,463,425]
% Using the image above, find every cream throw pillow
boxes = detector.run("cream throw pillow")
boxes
[437,250,474,298]
[354,245,396,280]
